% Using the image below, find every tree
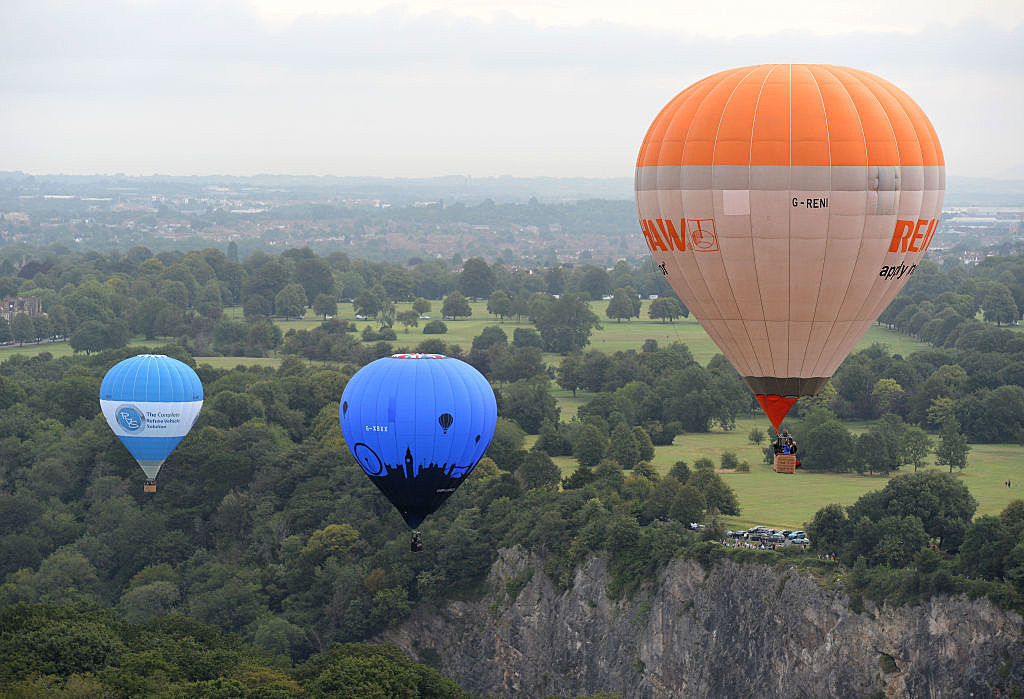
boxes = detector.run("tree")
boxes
[471,326,508,353]
[293,254,336,305]
[958,515,1012,579]
[853,414,905,475]
[517,451,561,490]
[209,391,266,427]
[243,258,290,303]
[634,426,655,463]
[799,411,855,471]
[902,426,932,472]
[274,283,308,318]
[970,385,1024,443]
[847,470,976,550]
[159,279,190,309]
[807,503,848,554]
[379,268,415,302]
[648,297,687,323]
[983,282,1019,326]
[935,417,970,474]
[243,293,273,319]
[606,422,640,469]
[197,280,224,318]
[577,267,610,300]
[573,423,609,468]
[670,485,707,524]
[748,427,765,446]
[871,378,904,415]
[512,327,542,349]
[485,417,526,470]
[535,293,601,353]
[119,580,181,623]
[412,298,431,315]
[442,291,472,319]
[69,320,108,353]
[10,312,33,345]
[458,257,495,299]
[353,289,382,319]
[487,290,513,321]
[851,514,929,567]
[32,314,53,341]
[396,310,419,333]
[686,468,739,516]
[492,346,545,384]
[499,377,559,434]
[606,287,640,323]
[556,354,583,397]
[312,293,338,320]
[301,643,468,698]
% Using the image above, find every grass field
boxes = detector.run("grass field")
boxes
[544,413,1024,532]
[333,300,929,367]
[717,441,1024,531]
[194,356,284,369]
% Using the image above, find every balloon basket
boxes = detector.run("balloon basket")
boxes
[410,531,423,553]
[773,454,797,474]
[143,480,157,493]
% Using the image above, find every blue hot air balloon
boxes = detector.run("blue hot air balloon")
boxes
[339,353,497,537]
[99,354,204,493]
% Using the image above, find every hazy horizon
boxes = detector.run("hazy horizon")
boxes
[2,1,1022,180]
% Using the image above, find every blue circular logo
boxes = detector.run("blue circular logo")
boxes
[116,405,145,433]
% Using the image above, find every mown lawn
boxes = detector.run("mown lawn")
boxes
[715,441,1024,531]
[335,299,927,368]
[542,410,1024,532]
[195,356,284,369]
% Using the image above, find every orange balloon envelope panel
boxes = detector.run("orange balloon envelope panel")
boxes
[635,64,944,429]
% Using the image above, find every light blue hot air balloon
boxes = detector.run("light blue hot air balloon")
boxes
[99,354,204,493]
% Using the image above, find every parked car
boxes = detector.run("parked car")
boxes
[790,536,810,545]
[787,531,806,540]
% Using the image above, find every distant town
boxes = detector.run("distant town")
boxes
[0,172,1021,267]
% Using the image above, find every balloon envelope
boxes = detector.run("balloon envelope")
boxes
[99,354,204,480]
[635,64,944,428]
[339,353,498,529]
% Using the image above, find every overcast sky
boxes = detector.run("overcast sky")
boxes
[1,0,1021,179]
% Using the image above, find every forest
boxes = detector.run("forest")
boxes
[1,242,1024,695]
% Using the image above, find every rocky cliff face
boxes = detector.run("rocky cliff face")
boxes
[380,547,1024,698]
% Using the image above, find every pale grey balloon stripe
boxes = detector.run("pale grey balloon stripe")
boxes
[635,165,945,192]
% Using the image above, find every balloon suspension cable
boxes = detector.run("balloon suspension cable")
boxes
[410,530,423,553]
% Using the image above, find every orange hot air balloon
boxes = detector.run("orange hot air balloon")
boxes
[635,65,944,430]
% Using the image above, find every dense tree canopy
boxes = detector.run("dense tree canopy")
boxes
[0,239,1022,690]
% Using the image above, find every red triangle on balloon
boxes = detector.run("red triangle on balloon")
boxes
[755,394,798,432]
